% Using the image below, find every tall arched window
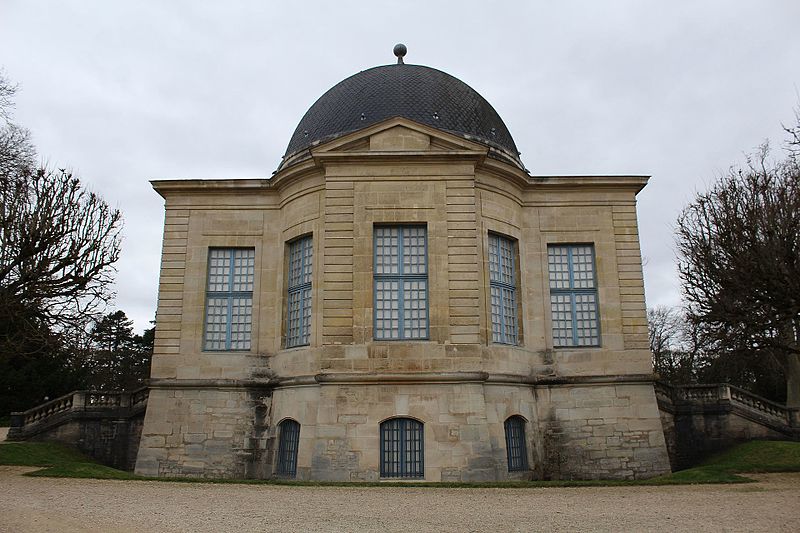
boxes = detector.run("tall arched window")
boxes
[504,416,529,472]
[276,419,300,477]
[380,417,424,478]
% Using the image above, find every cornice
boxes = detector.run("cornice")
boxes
[151,178,270,198]
[312,150,486,167]
[148,372,657,390]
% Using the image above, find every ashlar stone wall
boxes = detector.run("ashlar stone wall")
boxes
[261,382,540,482]
[539,383,669,480]
[136,388,263,478]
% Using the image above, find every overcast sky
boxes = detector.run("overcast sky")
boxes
[1,1,799,333]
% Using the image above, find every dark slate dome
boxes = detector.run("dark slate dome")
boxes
[280,63,522,169]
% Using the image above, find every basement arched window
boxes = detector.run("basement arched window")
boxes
[504,416,529,472]
[276,418,300,477]
[380,417,424,478]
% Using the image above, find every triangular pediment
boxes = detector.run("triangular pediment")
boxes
[310,117,489,156]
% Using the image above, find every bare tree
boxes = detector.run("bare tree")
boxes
[785,107,800,156]
[0,70,18,123]
[648,305,681,376]
[676,134,800,406]
[0,72,36,186]
[647,305,705,384]
[0,72,122,358]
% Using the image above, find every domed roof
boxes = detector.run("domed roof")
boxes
[280,63,522,169]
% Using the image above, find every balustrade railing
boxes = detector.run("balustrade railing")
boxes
[729,385,789,422]
[10,387,149,431]
[86,392,123,408]
[22,392,74,425]
[655,381,794,426]
[675,384,720,402]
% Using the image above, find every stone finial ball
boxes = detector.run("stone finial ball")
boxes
[393,43,407,58]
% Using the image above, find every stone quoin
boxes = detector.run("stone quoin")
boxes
[134,46,671,481]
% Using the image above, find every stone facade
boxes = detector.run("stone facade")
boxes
[135,79,671,481]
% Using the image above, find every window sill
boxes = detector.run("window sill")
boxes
[283,344,311,350]
[491,342,523,348]
[372,338,431,343]
[553,345,602,350]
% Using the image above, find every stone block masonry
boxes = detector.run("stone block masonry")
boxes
[135,388,262,478]
[539,383,670,480]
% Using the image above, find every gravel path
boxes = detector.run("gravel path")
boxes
[1,467,799,532]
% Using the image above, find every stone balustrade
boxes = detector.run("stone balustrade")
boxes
[19,392,74,426]
[9,387,149,436]
[676,384,723,403]
[7,387,150,471]
[655,381,798,471]
[656,381,796,427]
[729,387,791,422]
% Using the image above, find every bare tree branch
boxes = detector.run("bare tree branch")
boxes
[677,132,800,406]
[0,72,122,358]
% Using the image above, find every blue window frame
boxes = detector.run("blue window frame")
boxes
[547,244,600,347]
[489,233,519,345]
[380,418,424,478]
[504,416,529,471]
[286,236,312,347]
[276,419,300,477]
[204,248,255,351]
[374,226,428,340]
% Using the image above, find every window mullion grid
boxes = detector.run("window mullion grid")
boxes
[204,249,254,351]
[572,287,599,347]
[569,290,578,347]
[507,421,516,470]
[492,277,517,345]
[287,237,312,348]
[287,280,311,347]
[490,235,517,346]
[493,282,507,344]
[399,419,407,477]
[505,422,512,469]
[549,245,600,348]
[507,284,517,344]
[563,247,575,346]
[496,237,506,344]
[397,276,405,339]
[225,251,235,350]
[507,244,518,345]
[217,288,254,351]
[397,227,406,339]
[375,226,428,341]
[513,423,518,469]
[416,226,429,340]
[400,272,428,339]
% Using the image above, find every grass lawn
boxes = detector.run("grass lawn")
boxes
[1,440,798,487]
[0,442,137,480]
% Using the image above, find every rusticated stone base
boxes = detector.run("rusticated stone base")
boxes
[134,388,268,478]
[136,379,670,481]
[538,383,671,480]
